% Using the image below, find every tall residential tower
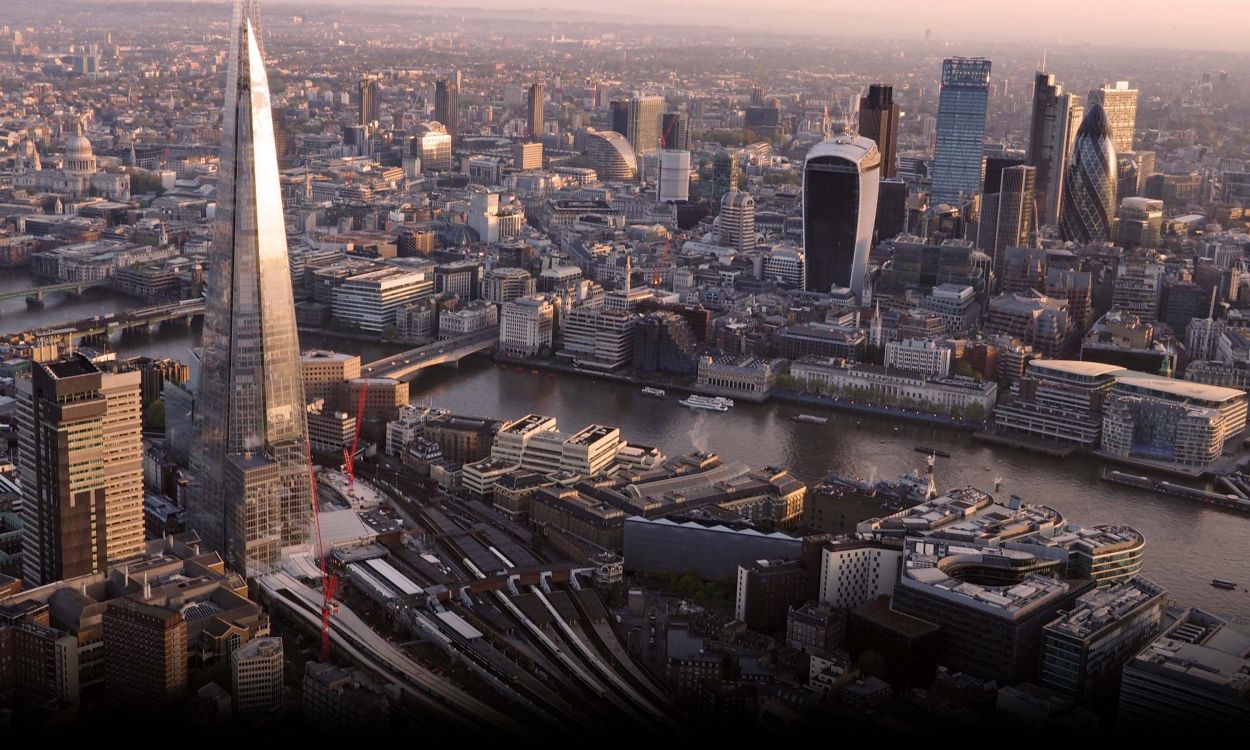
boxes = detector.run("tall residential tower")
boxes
[187,1,313,577]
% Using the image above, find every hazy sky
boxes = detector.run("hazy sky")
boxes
[259,0,1250,52]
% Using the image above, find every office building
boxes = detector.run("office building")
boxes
[513,141,542,171]
[358,74,379,128]
[1060,104,1118,244]
[303,662,389,731]
[231,636,284,716]
[435,76,459,146]
[979,165,1036,278]
[931,58,992,206]
[891,538,1093,685]
[1040,577,1166,703]
[885,338,952,377]
[585,130,637,181]
[1119,608,1250,730]
[1117,197,1164,249]
[103,598,188,711]
[710,149,739,209]
[859,84,899,178]
[18,355,144,586]
[803,135,881,300]
[625,96,664,156]
[718,190,756,251]
[985,291,1074,358]
[1102,376,1247,469]
[817,539,902,610]
[657,149,691,203]
[300,351,360,411]
[525,81,543,138]
[499,295,555,358]
[661,112,690,151]
[1088,81,1138,154]
[332,268,433,333]
[1027,72,1082,225]
[735,559,807,632]
[992,359,1125,448]
[410,123,452,172]
[188,4,314,577]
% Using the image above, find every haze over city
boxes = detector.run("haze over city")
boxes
[0,0,1247,738]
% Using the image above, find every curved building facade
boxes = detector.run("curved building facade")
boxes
[718,190,756,252]
[1060,104,1118,244]
[585,130,637,182]
[802,136,880,299]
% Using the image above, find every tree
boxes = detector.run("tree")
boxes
[143,399,166,431]
[381,324,399,342]
[856,650,887,680]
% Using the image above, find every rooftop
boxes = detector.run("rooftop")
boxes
[1045,577,1166,640]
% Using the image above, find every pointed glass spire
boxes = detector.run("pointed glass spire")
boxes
[187,1,311,577]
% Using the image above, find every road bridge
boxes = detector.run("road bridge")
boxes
[361,327,498,381]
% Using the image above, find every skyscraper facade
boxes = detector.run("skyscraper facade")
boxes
[859,84,899,179]
[719,190,756,252]
[526,82,543,138]
[17,355,144,586]
[435,77,459,146]
[626,96,664,156]
[1088,81,1138,155]
[803,136,881,300]
[979,165,1036,281]
[188,2,312,577]
[931,58,992,206]
[1027,72,1083,226]
[1060,104,1118,245]
[709,149,739,212]
[358,74,379,128]
[661,112,690,151]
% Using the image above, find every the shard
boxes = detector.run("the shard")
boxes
[187,0,311,577]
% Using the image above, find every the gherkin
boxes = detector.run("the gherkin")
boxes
[1059,104,1118,244]
[187,1,312,577]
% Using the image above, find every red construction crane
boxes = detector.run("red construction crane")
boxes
[304,437,338,661]
[342,379,368,490]
[660,112,678,149]
[652,235,670,287]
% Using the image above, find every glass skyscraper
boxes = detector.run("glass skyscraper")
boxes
[1027,71,1082,226]
[1060,104,1118,245]
[931,58,992,207]
[803,135,881,301]
[188,1,312,577]
[859,84,899,179]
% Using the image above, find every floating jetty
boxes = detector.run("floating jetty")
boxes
[1100,469,1250,515]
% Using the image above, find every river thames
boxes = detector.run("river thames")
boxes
[4,278,1249,619]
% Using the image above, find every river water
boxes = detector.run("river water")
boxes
[4,276,1248,619]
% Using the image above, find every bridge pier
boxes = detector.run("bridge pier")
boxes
[25,294,43,308]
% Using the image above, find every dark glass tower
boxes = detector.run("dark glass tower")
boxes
[859,84,899,178]
[661,112,689,151]
[931,58,991,206]
[435,76,459,146]
[358,74,379,128]
[526,82,543,138]
[1060,104,1118,244]
[803,136,881,300]
[188,1,312,577]
[1027,72,1082,226]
